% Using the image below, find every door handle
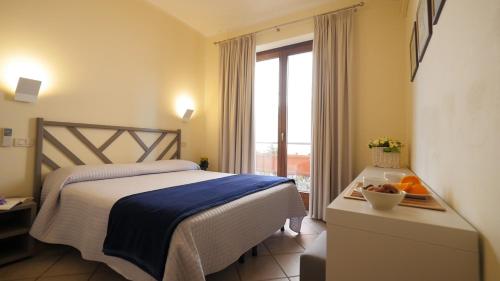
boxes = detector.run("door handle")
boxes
[281,132,285,142]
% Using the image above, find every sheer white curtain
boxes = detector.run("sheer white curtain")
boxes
[218,34,256,174]
[310,11,354,220]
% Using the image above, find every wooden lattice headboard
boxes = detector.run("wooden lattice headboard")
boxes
[33,118,181,204]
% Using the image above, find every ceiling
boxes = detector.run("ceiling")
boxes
[145,0,340,36]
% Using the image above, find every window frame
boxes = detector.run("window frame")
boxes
[255,40,313,179]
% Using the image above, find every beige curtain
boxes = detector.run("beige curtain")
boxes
[310,11,354,220]
[218,34,256,174]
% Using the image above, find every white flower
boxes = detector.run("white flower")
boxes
[369,137,402,149]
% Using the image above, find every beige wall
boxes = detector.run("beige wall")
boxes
[0,0,206,197]
[404,0,500,280]
[204,0,408,174]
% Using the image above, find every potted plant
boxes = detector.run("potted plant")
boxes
[199,157,209,171]
[368,137,402,168]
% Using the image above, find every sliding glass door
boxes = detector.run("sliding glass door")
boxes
[254,41,313,193]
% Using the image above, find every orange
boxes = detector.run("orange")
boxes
[408,184,429,195]
[395,183,412,192]
[400,175,421,186]
[400,176,427,194]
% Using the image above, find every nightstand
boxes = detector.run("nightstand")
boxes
[0,201,36,265]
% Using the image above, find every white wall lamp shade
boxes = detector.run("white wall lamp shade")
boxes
[182,109,194,122]
[15,77,41,103]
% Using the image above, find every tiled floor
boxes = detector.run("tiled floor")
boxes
[0,217,325,281]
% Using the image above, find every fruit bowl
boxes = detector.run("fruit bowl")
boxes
[360,186,405,210]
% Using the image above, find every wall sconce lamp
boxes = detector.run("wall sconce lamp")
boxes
[175,95,195,122]
[14,77,41,103]
[182,109,194,122]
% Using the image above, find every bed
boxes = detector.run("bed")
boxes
[29,119,306,281]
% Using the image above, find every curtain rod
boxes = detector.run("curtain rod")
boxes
[213,1,364,45]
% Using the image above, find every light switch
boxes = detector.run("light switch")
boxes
[14,138,33,147]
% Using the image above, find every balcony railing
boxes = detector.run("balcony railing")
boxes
[255,141,311,192]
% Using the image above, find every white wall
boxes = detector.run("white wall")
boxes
[405,0,500,279]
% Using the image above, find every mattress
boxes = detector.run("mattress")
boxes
[30,160,306,281]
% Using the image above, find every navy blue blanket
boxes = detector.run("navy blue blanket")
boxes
[103,174,293,280]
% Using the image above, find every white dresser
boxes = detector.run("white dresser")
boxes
[326,166,480,281]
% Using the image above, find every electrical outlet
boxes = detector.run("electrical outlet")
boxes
[14,138,33,147]
[181,142,187,148]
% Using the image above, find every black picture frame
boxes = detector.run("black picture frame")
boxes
[410,22,419,82]
[432,0,446,25]
[417,0,432,62]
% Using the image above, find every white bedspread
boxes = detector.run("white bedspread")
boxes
[30,160,306,281]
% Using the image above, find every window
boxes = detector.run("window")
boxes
[254,41,313,193]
